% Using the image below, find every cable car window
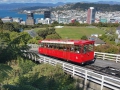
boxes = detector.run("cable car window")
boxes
[70,45,74,52]
[43,43,46,48]
[56,44,59,50]
[88,44,94,51]
[49,44,53,48]
[40,43,44,47]
[63,45,66,51]
[83,45,89,53]
[74,45,81,53]
[66,45,70,51]
[59,44,63,50]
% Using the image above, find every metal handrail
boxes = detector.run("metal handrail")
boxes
[95,52,120,63]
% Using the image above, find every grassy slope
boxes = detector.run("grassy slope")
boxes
[33,26,105,39]
[55,26,105,39]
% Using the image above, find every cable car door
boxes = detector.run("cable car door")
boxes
[82,44,91,62]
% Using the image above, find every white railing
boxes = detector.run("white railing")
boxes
[34,55,120,90]
[95,52,120,63]
[28,44,120,63]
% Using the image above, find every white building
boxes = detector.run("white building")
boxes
[20,21,25,25]
[1,17,13,23]
[37,18,51,24]
[13,18,22,23]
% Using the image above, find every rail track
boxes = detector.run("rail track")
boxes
[84,65,120,78]
[40,54,120,78]
[28,50,120,78]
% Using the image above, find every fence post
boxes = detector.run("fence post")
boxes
[84,70,88,85]
[44,57,46,63]
[73,66,75,76]
[63,63,65,71]
[103,54,105,60]
[116,56,118,63]
[101,75,104,90]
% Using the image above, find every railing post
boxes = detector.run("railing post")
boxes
[73,66,75,76]
[103,54,105,60]
[35,55,37,61]
[84,70,88,85]
[49,59,51,64]
[101,75,104,90]
[116,56,118,63]
[63,63,65,70]
[44,57,46,63]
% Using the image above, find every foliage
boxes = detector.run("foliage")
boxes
[51,21,59,26]
[95,44,120,54]
[99,33,117,44]
[18,58,36,75]
[2,63,81,90]
[46,33,61,40]
[3,22,15,31]
[0,64,12,82]
[81,35,88,40]
[0,32,32,63]
[0,18,3,30]
[37,27,61,39]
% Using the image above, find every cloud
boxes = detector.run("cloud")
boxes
[0,0,65,3]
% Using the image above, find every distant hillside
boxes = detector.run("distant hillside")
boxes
[53,2,120,11]
[96,1,120,5]
[72,3,120,11]
[0,2,65,10]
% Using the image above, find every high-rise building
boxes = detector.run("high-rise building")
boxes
[44,11,51,19]
[86,7,96,24]
[26,11,35,25]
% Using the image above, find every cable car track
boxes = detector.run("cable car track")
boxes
[84,65,120,78]
[29,50,120,78]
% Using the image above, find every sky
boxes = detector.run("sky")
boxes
[0,0,120,3]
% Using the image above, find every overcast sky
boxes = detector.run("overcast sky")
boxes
[0,0,120,3]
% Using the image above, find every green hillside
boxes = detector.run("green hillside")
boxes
[55,26,105,39]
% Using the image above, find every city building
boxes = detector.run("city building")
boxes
[20,21,25,25]
[1,17,13,23]
[58,17,70,24]
[26,11,35,25]
[13,18,22,23]
[44,11,51,19]
[37,18,51,24]
[86,7,96,24]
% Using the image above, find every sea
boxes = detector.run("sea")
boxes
[0,10,44,21]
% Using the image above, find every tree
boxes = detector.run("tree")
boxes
[0,18,3,30]
[81,35,88,40]
[37,29,48,39]
[46,33,61,39]
[12,22,21,32]
[3,22,15,31]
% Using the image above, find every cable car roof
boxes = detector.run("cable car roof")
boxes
[40,40,94,45]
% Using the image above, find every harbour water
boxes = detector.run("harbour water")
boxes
[0,10,44,21]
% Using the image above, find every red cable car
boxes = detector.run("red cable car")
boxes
[38,40,96,64]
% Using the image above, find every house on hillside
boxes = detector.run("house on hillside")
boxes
[88,36,106,46]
